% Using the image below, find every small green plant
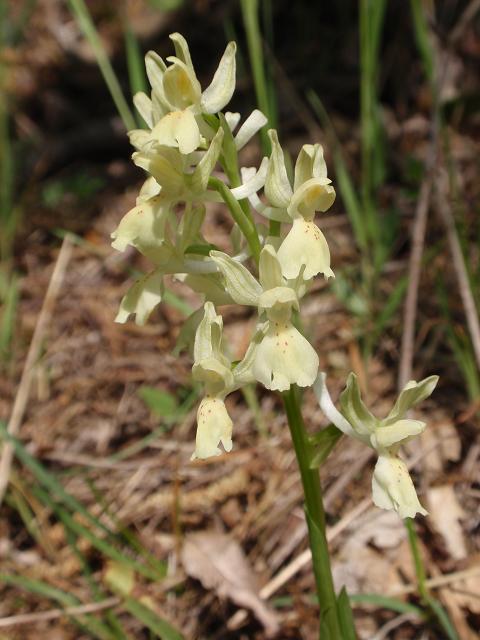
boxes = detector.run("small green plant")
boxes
[111,33,440,637]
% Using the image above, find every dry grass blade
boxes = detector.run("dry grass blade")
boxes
[0,234,73,505]
[372,612,418,640]
[434,176,480,371]
[390,566,480,596]
[398,175,433,389]
[0,596,120,628]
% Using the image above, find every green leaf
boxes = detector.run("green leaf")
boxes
[427,596,459,640]
[349,593,424,617]
[305,507,343,638]
[138,386,178,418]
[308,424,342,469]
[0,421,113,537]
[0,574,118,640]
[147,0,184,11]
[67,0,136,130]
[336,587,357,640]
[33,485,161,582]
[124,23,147,100]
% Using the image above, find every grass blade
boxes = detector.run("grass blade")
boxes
[123,597,184,640]
[0,573,118,640]
[307,90,367,252]
[406,518,459,640]
[409,0,435,86]
[33,484,161,582]
[336,587,357,639]
[123,23,147,99]
[0,270,18,362]
[240,0,274,153]
[67,0,136,130]
[349,593,424,617]
[0,421,113,537]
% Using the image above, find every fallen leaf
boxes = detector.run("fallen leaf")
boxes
[181,530,279,637]
[422,415,462,476]
[104,561,135,596]
[451,557,480,614]
[333,510,405,594]
[428,486,467,560]
[351,509,407,550]
[334,542,401,595]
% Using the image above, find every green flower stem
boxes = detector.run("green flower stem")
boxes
[208,176,261,265]
[406,518,459,639]
[405,518,428,601]
[283,387,343,639]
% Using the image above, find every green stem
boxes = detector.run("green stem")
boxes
[283,387,343,639]
[208,176,261,265]
[405,517,428,600]
[217,113,255,225]
[240,0,272,155]
[406,518,459,639]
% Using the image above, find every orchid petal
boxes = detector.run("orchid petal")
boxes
[115,269,164,325]
[253,321,319,391]
[265,129,293,208]
[133,92,153,128]
[151,110,200,154]
[234,109,268,150]
[201,42,237,114]
[192,397,233,459]
[277,217,333,280]
[210,251,262,306]
[372,455,427,518]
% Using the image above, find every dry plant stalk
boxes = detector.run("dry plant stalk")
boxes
[0,234,73,504]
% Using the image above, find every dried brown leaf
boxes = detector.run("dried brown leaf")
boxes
[428,485,467,560]
[181,530,279,636]
[451,556,480,615]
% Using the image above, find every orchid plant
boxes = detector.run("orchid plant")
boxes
[112,33,438,637]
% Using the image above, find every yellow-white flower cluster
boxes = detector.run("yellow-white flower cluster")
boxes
[111,33,438,518]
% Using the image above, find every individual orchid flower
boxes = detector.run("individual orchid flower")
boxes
[251,130,335,281]
[132,33,236,154]
[131,126,224,202]
[210,245,319,391]
[191,302,234,459]
[314,372,439,518]
[111,198,211,325]
[191,302,267,459]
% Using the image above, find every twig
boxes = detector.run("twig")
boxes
[0,235,73,505]
[372,612,418,640]
[434,176,480,371]
[0,596,120,628]
[389,566,480,596]
[398,176,433,389]
[450,0,480,44]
